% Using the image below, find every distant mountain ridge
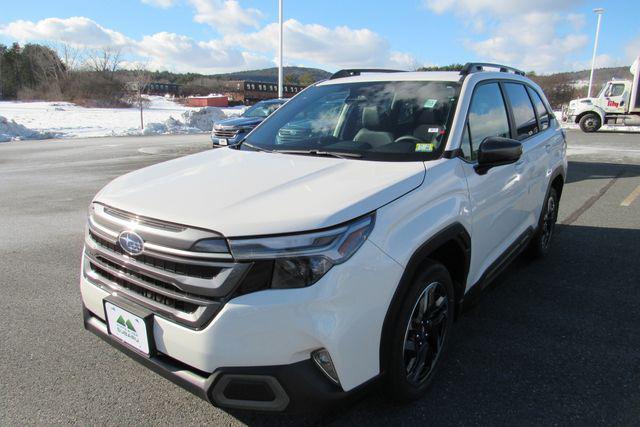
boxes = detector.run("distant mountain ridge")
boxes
[211,66,332,83]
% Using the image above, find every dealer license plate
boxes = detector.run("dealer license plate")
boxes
[104,301,151,355]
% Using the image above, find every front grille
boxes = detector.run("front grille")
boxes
[214,128,239,138]
[89,230,221,279]
[90,261,199,313]
[84,203,249,328]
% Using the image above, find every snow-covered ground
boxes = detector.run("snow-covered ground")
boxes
[0,95,245,142]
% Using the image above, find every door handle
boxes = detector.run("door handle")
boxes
[545,143,552,153]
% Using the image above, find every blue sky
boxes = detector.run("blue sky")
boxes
[1,0,638,74]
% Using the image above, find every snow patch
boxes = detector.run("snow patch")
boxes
[0,96,245,140]
[132,106,230,136]
[0,116,58,142]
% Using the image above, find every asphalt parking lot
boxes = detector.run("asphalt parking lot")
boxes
[1,130,639,425]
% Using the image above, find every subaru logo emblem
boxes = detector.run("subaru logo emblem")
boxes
[118,231,144,256]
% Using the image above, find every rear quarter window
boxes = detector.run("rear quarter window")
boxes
[527,86,551,131]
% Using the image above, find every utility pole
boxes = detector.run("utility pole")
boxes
[0,51,3,100]
[278,0,284,99]
[587,8,605,98]
[139,84,144,130]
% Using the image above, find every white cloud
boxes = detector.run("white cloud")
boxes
[136,31,272,72]
[141,0,177,8]
[626,37,640,63]
[0,17,130,47]
[225,19,418,69]
[465,13,589,73]
[188,0,262,34]
[423,0,594,73]
[0,13,419,73]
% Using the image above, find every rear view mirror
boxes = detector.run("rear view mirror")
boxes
[475,136,522,175]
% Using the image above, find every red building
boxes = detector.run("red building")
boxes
[186,95,229,107]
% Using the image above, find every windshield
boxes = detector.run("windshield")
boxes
[240,81,460,161]
[243,101,282,118]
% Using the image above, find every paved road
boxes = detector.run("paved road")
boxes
[1,131,639,425]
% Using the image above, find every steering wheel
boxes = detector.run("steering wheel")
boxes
[394,135,423,143]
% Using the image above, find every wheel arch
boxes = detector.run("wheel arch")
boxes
[550,171,565,200]
[378,222,471,373]
[575,107,605,124]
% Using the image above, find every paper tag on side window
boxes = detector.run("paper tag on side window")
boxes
[415,143,435,152]
[423,99,437,108]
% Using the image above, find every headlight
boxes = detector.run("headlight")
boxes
[228,214,375,289]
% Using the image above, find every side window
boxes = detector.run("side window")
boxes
[527,86,551,131]
[465,83,510,160]
[504,83,538,140]
[609,84,625,97]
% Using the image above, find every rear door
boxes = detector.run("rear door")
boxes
[502,82,547,226]
[458,82,531,285]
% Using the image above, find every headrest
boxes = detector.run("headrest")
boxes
[362,106,382,130]
[416,107,441,125]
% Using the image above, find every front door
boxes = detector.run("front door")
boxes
[458,82,531,286]
[602,82,628,114]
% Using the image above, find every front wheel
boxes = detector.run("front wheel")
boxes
[579,113,601,132]
[383,261,455,402]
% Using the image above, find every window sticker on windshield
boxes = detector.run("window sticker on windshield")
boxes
[423,99,437,108]
[415,143,435,152]
[428,127,439,133]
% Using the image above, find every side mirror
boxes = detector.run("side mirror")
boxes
[475,136,522,175]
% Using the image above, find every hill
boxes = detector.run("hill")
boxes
[211,66,331,83]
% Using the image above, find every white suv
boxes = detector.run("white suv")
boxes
[81,63,567,412]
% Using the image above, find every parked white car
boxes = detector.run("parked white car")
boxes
[81,63,567,412]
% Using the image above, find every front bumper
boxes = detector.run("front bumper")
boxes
[80,239,403,411]
[211,132,245,147]
[83,306,372,412]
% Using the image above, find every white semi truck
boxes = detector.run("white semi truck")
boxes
[563,57,640,132]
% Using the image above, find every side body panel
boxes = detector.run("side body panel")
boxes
[368,158,472,270]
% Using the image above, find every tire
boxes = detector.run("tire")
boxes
[382,261,455,402]
[526,187,559,259]
[578,113,601,132]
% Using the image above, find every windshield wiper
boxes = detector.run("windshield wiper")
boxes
[239,140,277,153]
[274,149,363,160]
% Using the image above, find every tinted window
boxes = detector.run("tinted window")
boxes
[527,86,550,130]
[504,83,538,140]
[466,83,510,160]
[243,81,460,161]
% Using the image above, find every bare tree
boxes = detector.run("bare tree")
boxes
[127,61,153,130]
[86,46,122,77]
[55,42,85,73]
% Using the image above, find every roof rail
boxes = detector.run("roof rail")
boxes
[329,69,404,80]
[460,62,526,76]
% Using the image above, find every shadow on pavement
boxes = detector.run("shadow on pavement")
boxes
[566,160,640,184]
[227,224,640,425]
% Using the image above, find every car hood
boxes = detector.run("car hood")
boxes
[215,116,263,128]
[94,148,425,237]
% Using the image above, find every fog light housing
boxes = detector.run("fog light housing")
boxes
[312,348,340,386]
